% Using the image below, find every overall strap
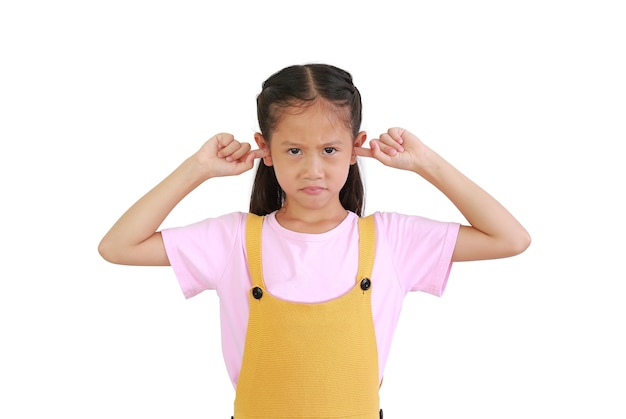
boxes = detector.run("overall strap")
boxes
[356,215,376,284]
[245,213,266,288]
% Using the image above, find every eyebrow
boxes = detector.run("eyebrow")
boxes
[278,140,344,147]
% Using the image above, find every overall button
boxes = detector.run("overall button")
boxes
[252,287,263,299]
[360,278,371,290]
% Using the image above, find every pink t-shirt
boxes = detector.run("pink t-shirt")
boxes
[162,211,459,388]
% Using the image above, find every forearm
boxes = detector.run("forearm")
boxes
[98,156,207,264]
[417,148,531,261]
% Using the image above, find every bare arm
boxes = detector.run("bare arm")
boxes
[354,128,531,262]
[98,133,266,266]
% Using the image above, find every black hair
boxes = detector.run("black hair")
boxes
[249,63,365,216]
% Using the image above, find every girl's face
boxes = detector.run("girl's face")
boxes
[255,101,365,220]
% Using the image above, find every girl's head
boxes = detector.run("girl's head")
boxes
[249,64,366,216]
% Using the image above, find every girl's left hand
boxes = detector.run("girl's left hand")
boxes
[354,127,431,173]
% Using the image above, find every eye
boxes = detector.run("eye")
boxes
[323,147,337,155]
[287,148,302,156]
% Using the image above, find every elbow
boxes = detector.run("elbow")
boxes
[509,229,531,257]
[98,238,121,264]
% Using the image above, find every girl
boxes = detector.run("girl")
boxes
[99,63,530,418]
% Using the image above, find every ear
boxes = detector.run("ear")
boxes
[351,131,367,164]
[254,132,273,166]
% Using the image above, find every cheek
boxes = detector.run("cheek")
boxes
[270,161,294,187]
[331,159,353,182]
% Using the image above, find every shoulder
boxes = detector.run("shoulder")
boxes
[162,212,248,241]
[370,210,457,225]
[370,210,442,228]
[370,211,460,241]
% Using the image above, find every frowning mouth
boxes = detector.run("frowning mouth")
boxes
[300,186,325,195]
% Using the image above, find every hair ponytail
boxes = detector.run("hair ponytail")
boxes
[249,161,284,216]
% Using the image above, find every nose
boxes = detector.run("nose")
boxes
[302,154,323,179]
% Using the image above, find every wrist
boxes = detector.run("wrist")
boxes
[178,155,213,186]
[411,147,442,178]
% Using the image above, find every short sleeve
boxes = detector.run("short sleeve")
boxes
[374,212,460,296]
[161,212,246,299]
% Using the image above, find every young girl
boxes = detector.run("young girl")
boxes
[99,63,530,418]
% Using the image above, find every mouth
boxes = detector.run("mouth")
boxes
[300,186,326,195]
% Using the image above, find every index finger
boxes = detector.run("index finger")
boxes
[354,147,374,158]
[251,148,269,158]
[243,148,269,166]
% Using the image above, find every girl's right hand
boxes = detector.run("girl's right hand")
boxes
[98,133,268,266]
[195,133,268,179]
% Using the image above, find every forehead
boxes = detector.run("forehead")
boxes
[272,100,353,143]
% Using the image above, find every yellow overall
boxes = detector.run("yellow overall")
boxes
[233,214,382,419]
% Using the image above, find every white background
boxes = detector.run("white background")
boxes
[1,0,624,417]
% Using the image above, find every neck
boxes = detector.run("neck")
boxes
[275,205,349,234]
